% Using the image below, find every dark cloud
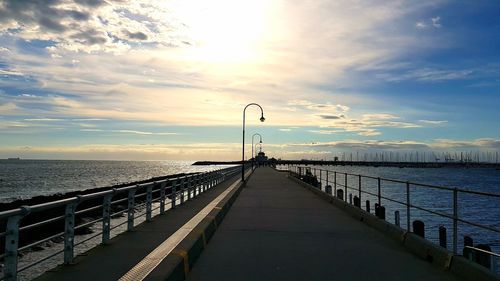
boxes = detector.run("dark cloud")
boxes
[0,0,92,32]
[0,0,173,51]
[39,17,67,32]
[318,114,345,120]
[75,0,107,7]
[68,10,91,21]
[123,30,148,41]
[71,29,107,45]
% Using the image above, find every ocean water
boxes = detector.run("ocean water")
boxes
[0,159,228,203]
[279,164,500,265]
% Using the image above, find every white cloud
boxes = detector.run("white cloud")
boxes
[0,69,23,76]
[431,16,442,28]
[415,22,427,29]
[0,0,453,128]
[80,129,178,135]
[418,119,447,125]
[0,138,498,160]
[113,130,178,136]
[308,130,343,135]
[24,118,64,121]
[288,100,350,113]
[381,68,474,82]
[416,16,442,30]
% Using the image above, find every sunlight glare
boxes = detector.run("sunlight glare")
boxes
[170,0,270,63]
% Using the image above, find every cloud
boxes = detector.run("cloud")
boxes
[308,130,343,135]
[316,113,421,136]
[289,100,350,113]
[317,114,345,120]
[0,0,461,130]
[415,16,442,30]
[0,0,185,53]
[123,30,148,41]
[1,138,498,160]
[381,68,474,82]
[24,118,64,121]
[432,138,500,149]
[288,140,430,150]
[361,113,398,120]
[80,129,178,135]
[418,119,447,125]
[113,130,177,135]
[357,129,381,136]
[0,69,24,76]
[431,16,442,28]
[415,22,427,29]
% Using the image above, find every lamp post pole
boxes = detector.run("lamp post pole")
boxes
[251,133,263,171]
[242,103,265,181]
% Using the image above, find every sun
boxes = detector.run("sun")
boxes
[170,0,270,63]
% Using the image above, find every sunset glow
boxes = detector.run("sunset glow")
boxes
[0,0,499,160]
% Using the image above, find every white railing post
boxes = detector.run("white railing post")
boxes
[64,202,78,264]
[127,187,137,231]
[196,175,201,196]
[159,181,166,214]
[171,180,177,208]
[180,178,185,204]
[4,213,26,281]
[102,194,112,245]
[187,176,192,200]
[146,184,153,222]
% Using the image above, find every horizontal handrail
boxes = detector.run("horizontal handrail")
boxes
[293,167,500,197]
[465,246,500,258]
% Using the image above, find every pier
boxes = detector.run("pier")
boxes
[1,167,495,281]
[193,159,500,169]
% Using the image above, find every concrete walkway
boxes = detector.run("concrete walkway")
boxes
[186,167,461,281]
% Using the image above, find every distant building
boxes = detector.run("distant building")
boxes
[255,151,268,166]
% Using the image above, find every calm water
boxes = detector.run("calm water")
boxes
[0,159,227,203]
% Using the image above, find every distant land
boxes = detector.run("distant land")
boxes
[193,160,500,169]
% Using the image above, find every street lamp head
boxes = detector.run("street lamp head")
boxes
[259,140,262,143]
[260,116,266,122]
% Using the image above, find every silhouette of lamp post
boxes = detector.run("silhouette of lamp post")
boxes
[252,133,263,170]
[242,103,265,181]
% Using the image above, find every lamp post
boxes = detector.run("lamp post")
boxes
[242,103,265,181]
[251,133,263,171]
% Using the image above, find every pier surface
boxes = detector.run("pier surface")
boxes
[186,167,459,281]
[37,168,462,281]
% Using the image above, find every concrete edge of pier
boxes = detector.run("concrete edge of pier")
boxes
[144,173,250,281]
[288,175,499,281]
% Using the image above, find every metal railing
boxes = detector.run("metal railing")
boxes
[285,165,500,273]
[0,165,241,281]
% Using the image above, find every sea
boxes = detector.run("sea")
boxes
[0,159,229,203]
[0,160,498,279]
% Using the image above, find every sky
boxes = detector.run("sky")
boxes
[0,0,499,160]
